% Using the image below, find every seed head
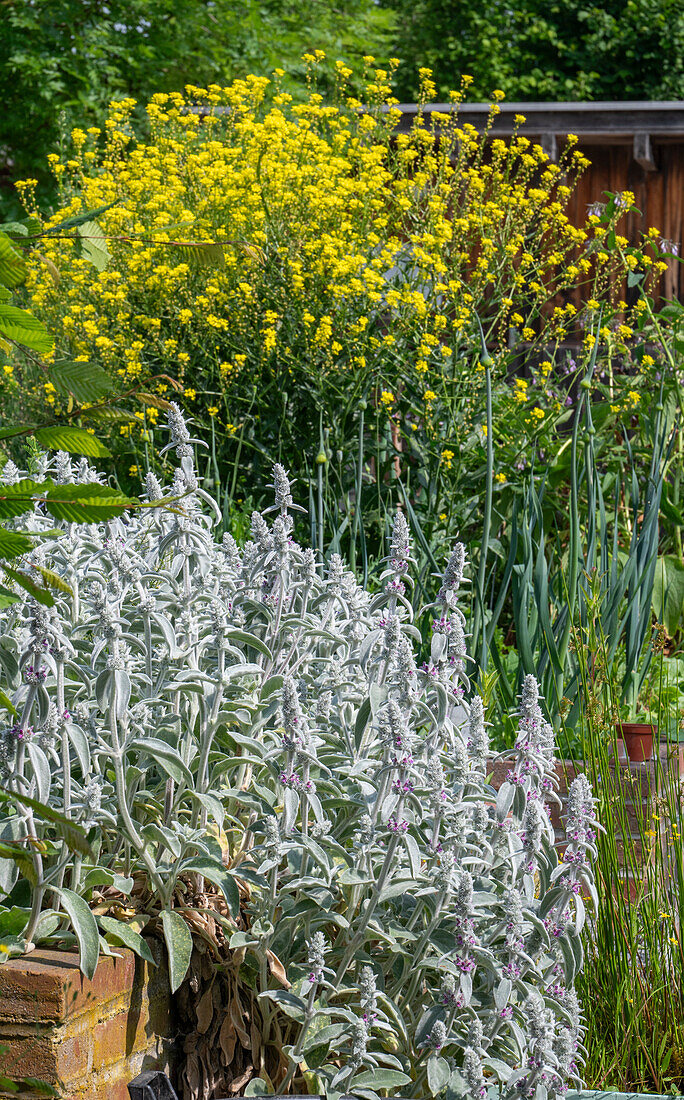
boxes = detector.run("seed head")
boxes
[307,931,326,982]
[272,463,293,511]
[438,543,466,607]
[166,402,193,458]
[389,510,410,571]
[429,1020,447,1051]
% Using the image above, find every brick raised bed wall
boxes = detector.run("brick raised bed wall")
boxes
[0,943,177,1100]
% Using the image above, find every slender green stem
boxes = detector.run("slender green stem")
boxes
[276,983,318,1095]
[471,353,493,675]
[317,458,325,561]
[331,834,400,989]
[350,404,365,573]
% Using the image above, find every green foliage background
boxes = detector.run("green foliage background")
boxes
[2,0,684,217]
[388,0,684,103]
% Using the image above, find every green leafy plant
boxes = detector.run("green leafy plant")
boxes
[653,554,684,640]
[479,332,676,739]
[387,0,684,103]
[0,203,128,444]
[0,207,151,606]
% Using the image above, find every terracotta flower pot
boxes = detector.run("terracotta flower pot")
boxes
[618,722,656,762]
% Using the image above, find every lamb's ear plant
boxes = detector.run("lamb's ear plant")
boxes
[0,425,243,985]
[230,516,599,1100]
[0,407,597,1098]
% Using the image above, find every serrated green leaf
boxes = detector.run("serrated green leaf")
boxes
[52,886,99,978]
[32,565,73,595]
[77,221,110,271]
[45,203,117,234]
[0,479,52,518]
[0,424,37,441]
[0,530,33,559]
[34,426,111,457]
[2,567,54,605]
[50,361,114,404]
[0,304,54,354]
[0,232,27,289]
[161,909,193,993]
[45,484,134,522]
[0,220,29,236]
[0,216,41,239]
[172,241,225,269]
[79,405,136,424]
[136,392,172,410]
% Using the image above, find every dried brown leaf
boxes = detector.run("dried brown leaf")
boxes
[266,949,291,989]
[229,994,250,1047]
[195,984,215,1035]
[227,1065,253,1093]
[219,1012,237,1064]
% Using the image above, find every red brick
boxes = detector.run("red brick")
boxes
[92,1013,133,1073]
[91,999,170,1073]
[0,949,138,1024]
[87,1053,174,1100]
[0,1020,92,1082]
[0,1033,59,1082]
[98,1080,140,1100]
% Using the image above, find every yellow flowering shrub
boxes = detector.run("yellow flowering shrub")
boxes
[15,60,664,563]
